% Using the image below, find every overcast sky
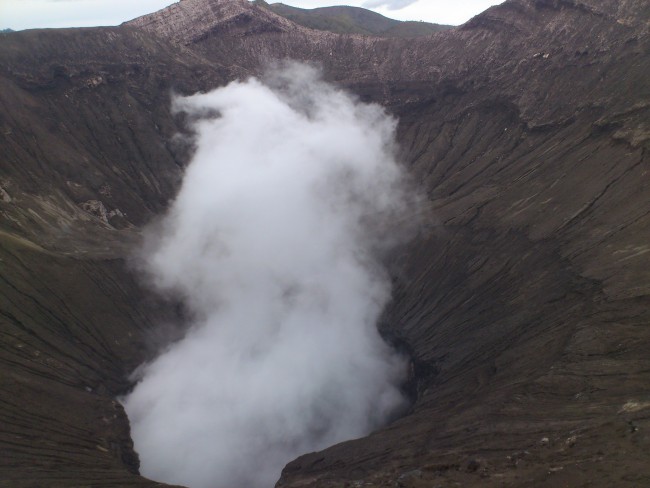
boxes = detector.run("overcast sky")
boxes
[1,0,504,31]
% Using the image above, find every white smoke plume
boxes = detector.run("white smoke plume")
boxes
[124,63,412,488]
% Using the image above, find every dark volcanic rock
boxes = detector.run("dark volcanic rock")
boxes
[0,27,219,488]
[1,0,650,487]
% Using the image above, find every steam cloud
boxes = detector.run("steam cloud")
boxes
[124,63,412,488]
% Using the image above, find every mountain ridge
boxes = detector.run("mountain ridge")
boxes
[260,2,453,37]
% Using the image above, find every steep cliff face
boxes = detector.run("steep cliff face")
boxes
[275,2,650,486]
[1,0,650,487]
[0,27,224,488]
[127,0,299,46]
